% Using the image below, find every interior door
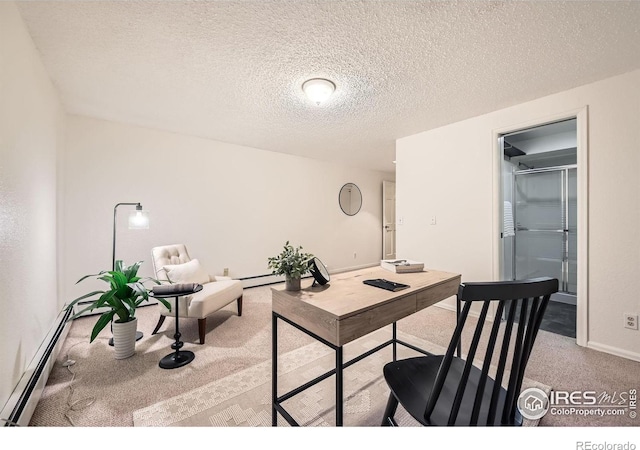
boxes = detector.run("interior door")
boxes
[382,180,396,259]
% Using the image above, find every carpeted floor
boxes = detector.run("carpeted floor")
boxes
[131,327,548,427]
[29,284,639,428]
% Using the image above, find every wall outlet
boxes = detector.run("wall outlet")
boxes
[624,313,638,330]
[430,216,437,225]
[223,267,229,277]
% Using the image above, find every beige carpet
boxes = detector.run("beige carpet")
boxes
[132,327,549,427]
[29,284,640,428]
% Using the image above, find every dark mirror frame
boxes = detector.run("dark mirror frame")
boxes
[338,183,362,216]
[309,257,330,286]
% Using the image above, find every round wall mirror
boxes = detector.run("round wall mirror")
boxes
[339,183,362,216]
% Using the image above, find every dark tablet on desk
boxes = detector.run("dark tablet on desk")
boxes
[363,279,410,292]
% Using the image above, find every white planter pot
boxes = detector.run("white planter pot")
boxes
[112,317,137,359]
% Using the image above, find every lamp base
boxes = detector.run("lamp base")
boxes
[159,350,195,369]
[109,331,143,347]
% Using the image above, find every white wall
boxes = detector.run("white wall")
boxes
[396,69,640,360]
[62,116,392,302]
[0,2,66,411]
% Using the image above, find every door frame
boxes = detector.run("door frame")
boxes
[491,107,589,347]
[382,180,396,259]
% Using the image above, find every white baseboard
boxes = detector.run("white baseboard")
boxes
[1,307,72,426]
[433,300,498,321]
[240,273,289,288]
[74,298,158,318]
[434,301,457,314]
[239,262,379,289]
[329,262,378,274]
[587,341,640,363]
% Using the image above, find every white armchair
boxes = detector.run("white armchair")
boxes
[150,244,243,344]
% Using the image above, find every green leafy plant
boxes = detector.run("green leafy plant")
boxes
[65,260,172,342]
[267,241,314,279]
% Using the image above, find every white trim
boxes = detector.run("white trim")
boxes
[491,130,503,323]
[491,107,589,347]
[434,301,498,322]
[587,341,640,363]
[0,308,72,426]
[241,262,380,289]
[75,298,158,318]
[434,302,456,313]
[330,262,379,274]
[575,107,589,347]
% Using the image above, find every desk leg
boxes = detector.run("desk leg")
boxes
[456,295,462,357]
[272,312,278,427]
[392,322,397,362]
[336,346,343,426]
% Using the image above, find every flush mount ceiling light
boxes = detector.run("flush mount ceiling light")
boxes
[302,78,336,105]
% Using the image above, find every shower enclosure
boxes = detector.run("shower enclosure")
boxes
[511,165,577,303]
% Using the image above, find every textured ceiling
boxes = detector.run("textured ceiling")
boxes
[16,1,640,172]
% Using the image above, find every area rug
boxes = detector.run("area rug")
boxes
[133,327,550,427]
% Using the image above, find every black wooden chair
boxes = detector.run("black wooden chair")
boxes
[381,277,558,426]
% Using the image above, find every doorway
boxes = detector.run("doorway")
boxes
[500,119,578,338]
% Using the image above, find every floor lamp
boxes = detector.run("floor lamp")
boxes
[109,202,150,346]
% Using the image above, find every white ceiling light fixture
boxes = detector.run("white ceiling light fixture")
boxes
[302,78,336,105]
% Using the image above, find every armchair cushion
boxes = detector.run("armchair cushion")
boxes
[188,280,243,317]
[163,258,209,285]
[151,243,244,344]
[157,279,243,318]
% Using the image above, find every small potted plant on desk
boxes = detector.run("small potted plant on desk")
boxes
[65,260,172,359]
[267,241,314,291]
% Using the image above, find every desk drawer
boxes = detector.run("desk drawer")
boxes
[337,293,416,346]
[272,290,338,345]
[416,276,460,311]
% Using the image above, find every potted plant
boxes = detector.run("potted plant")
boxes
[267,241,314,291]
[65,260,172,359]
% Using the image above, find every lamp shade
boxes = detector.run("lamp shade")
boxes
[128,209,150,229]
[302,78,335,105]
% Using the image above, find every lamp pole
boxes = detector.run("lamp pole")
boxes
[110,202,147,345]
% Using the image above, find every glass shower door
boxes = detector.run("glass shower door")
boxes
[514,170,565,283]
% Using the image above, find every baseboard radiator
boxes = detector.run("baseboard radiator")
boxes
[239,263,378,289]
[239,273,309,288]
[1,306,72,427]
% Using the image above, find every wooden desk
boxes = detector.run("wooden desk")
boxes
[271,266,461,426]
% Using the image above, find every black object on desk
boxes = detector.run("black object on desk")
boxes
[309,257,330,287]
[151,283,203,369]
[363,279,410,292]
